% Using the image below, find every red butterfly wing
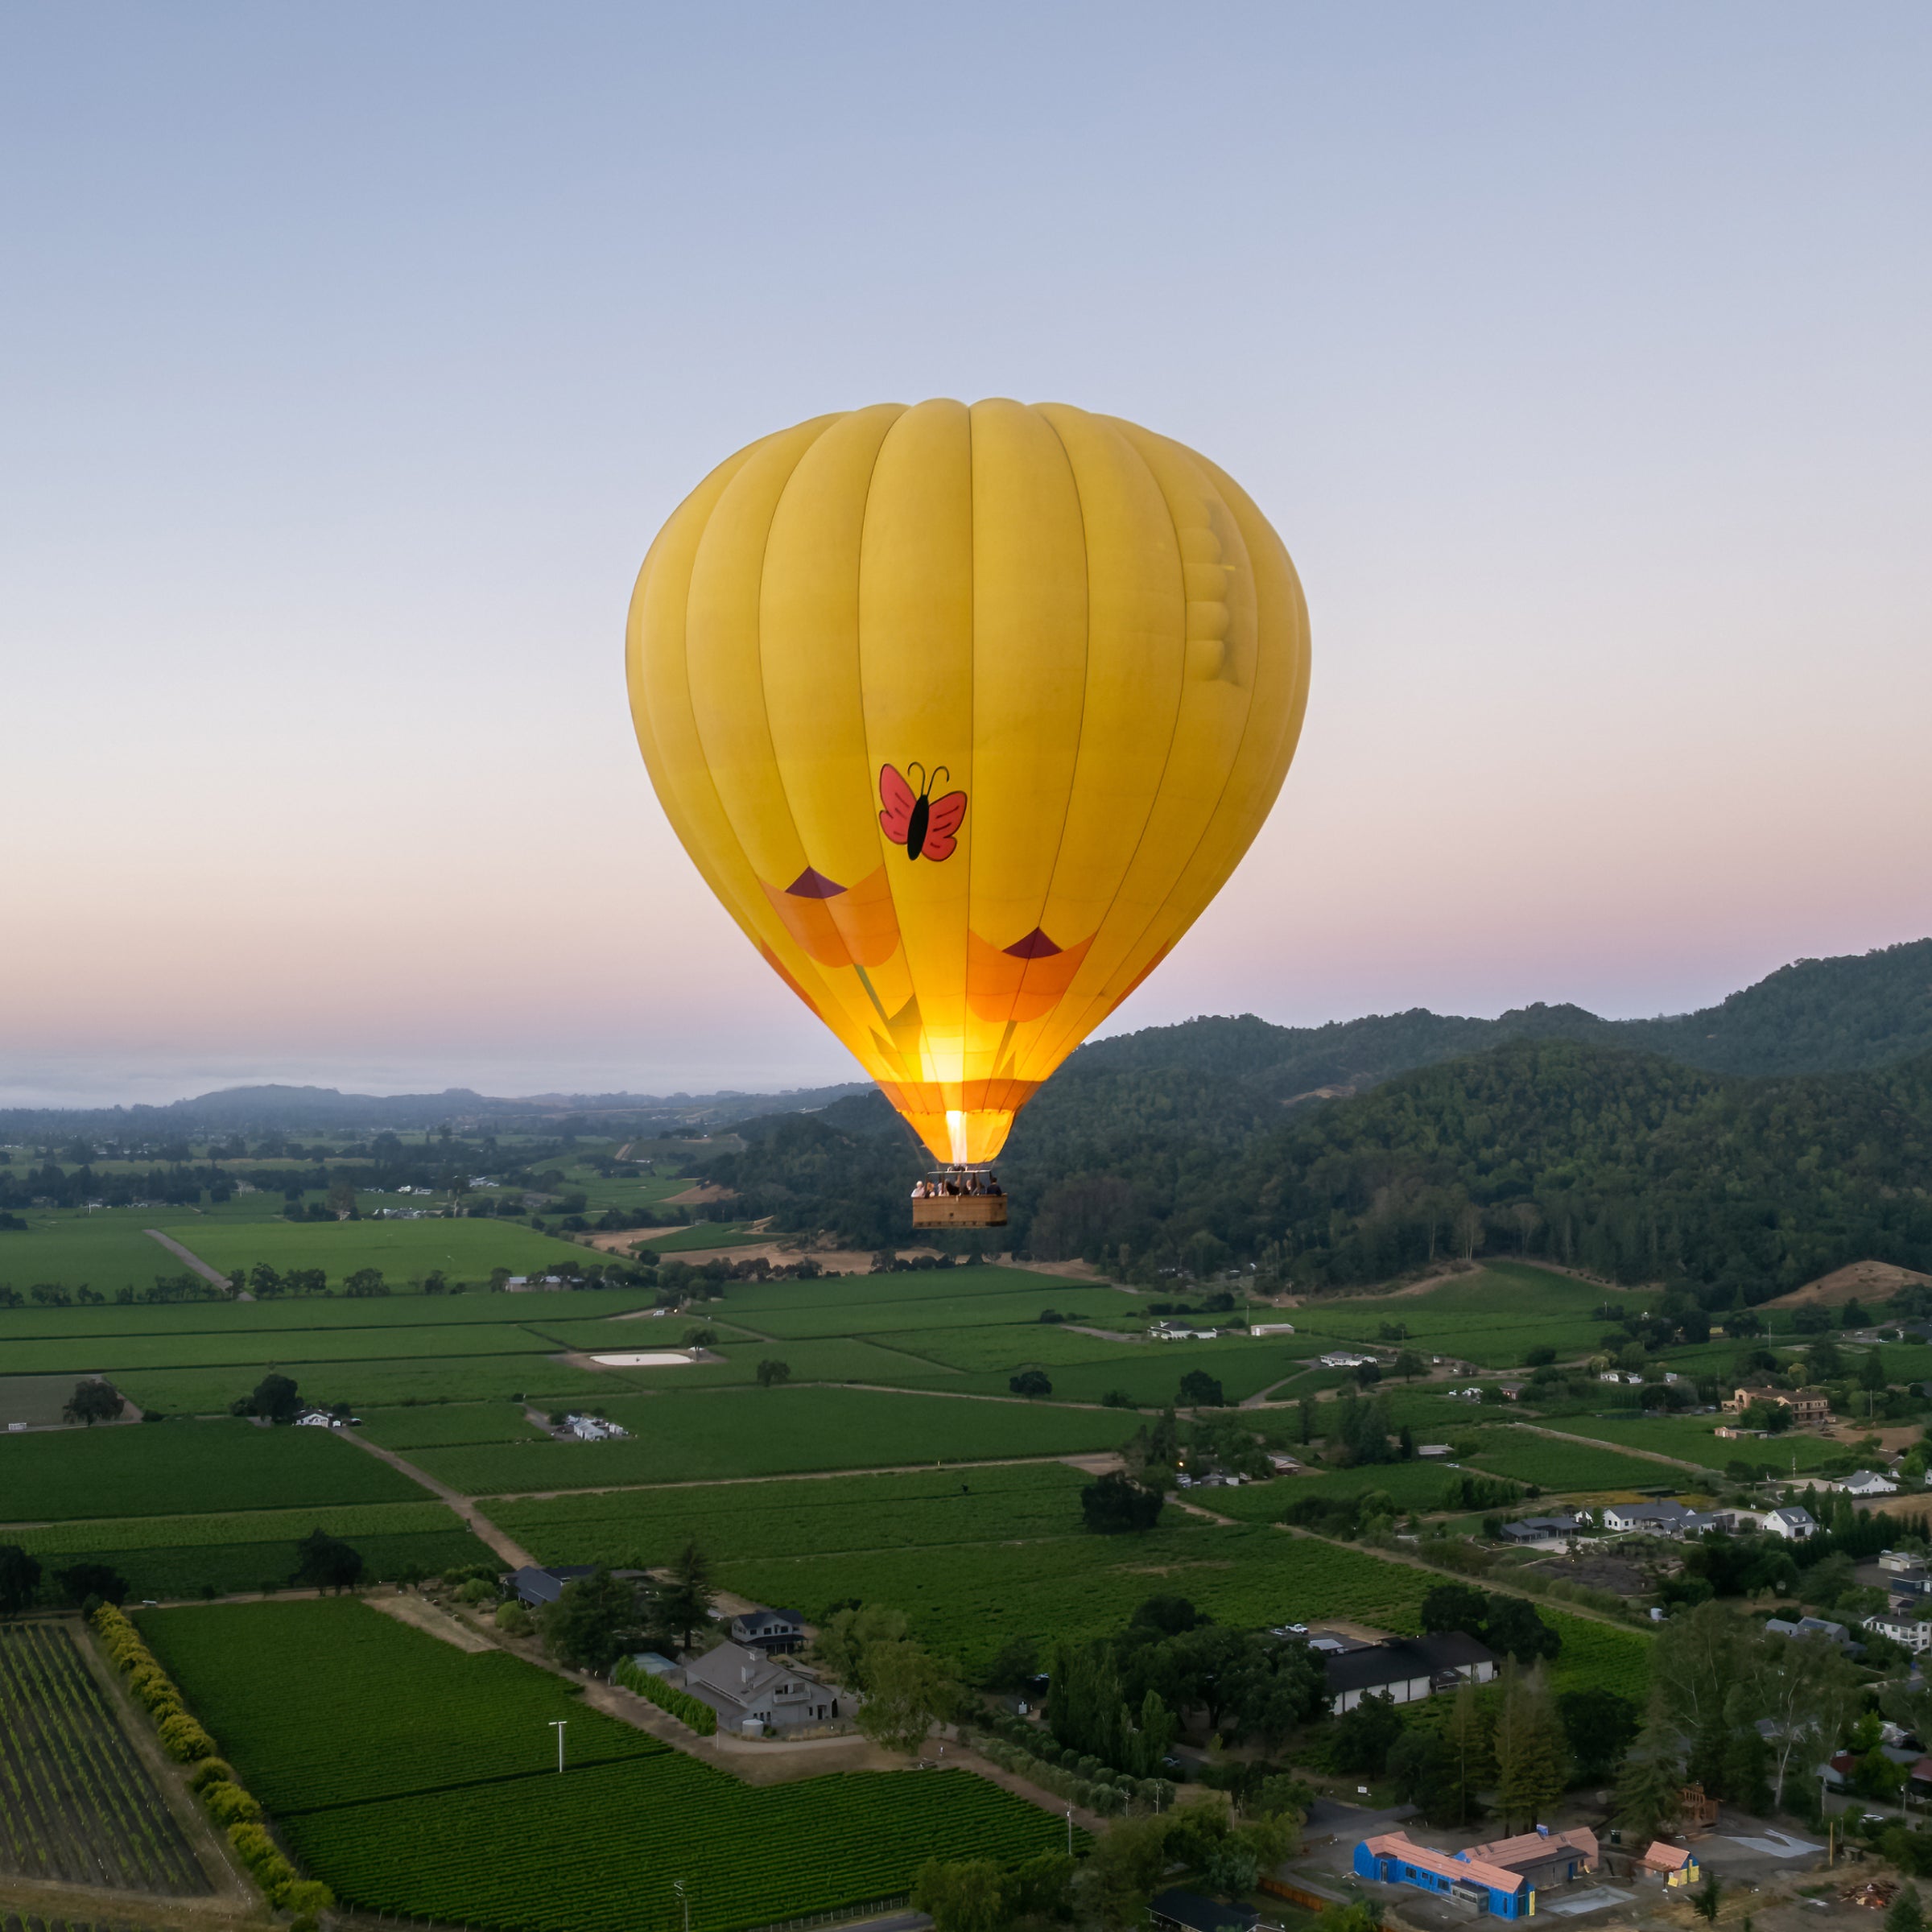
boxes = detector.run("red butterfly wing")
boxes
[877,765,916,842]
[920,791,968,861]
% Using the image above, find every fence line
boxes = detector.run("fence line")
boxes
[740,1893,911,1932]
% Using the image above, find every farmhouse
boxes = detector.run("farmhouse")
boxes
[1463,1827,1600,1892]
[1842,1469,1899,1497]
[1317,1352,1374,1370]
[1498,1515,1583,1548]
[1726,1385,1832,1424]
[681,1640,843,1734]
[506,1563,599,1608]
[1320,1632,1496,1714]
[729,1606,806,1654]
[1600,1501,1717,1538]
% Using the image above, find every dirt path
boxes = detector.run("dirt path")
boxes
[1279,1525,1649,1636]
[1241,1373,1315,1408]
[337,1429,538,1568]
[1507,1419,1711,1475]
[365,1590,493,1652]
[142,1228,231,1288]
[484,1449,1124,1503]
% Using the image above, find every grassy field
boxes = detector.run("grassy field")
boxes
[111,1355,630,1416]
[140,1600,1071,1932]
[0,1220,200,1292]
[411,1386,1143,1492]
[0,1418,427,1520]
[1542,1412,1848,1470]
[358,1405,552,1449]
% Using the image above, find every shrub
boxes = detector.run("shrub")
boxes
[188,1756,235,1792]
[495,1600,534,1636]
[611,1657,719,1736]
[202,1780,262,1825]
[158,1711,217,1761]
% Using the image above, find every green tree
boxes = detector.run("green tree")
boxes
[239,1373,300,1423]
[62,1378,122,1426]
[1009,1368,1053,1398]
[1081,1471,1165,1534]
[1616,1690,1686,1839]
[1177,1368,1225,1407]
[1388,1727,1459,1825]
[814,1603,909,1686]
[1887,1885,1924,1932]
[855,1638,955,1754]
[1420,1582,1490,1637]
[341,1267,388,1298]
[653,1540,715,1649]
[0,1546,43,1617]
[538,1567,645,1671]
[1557,1687,1640,1785]
[291,1530,364,1593]
[910,1860,1005,1932]
[1442,1679,1496,1827]
[756,1358,791,1388]
[1484,1595,1561,1664]
[55,1562,128,1607]
[1492,1667,1569,1829]
[1072,1814,1172,1931]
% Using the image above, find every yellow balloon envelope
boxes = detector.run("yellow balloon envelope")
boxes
[625,400,1310,1166]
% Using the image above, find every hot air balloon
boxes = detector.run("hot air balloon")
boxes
[625,400,1309,1228]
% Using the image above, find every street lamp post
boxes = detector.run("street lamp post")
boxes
[675,1880,689,1932]
[549,1719,568,1773]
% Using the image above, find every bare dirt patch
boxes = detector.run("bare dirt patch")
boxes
[365,1591,494,1653]
[660,1183,737,1207]
[1767,1260,1932,1308]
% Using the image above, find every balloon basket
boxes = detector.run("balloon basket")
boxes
[910,1174,1008,1228]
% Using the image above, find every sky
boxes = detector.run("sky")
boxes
[2,4,1929,1106]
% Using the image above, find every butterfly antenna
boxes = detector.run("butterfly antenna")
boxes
[906,762,926,793]
[931,766,949,790]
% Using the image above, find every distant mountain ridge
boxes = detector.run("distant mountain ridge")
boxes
[1070,938,1932,1102]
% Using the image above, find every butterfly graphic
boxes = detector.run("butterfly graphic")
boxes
[879,762,968,862]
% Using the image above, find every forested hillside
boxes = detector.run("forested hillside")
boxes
[702,939,1932,1305]
[1071,937,1932,1100]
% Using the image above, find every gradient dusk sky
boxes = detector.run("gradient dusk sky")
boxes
[4,5,1930,1106]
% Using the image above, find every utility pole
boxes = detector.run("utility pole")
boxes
[1066,1806,1073,1856]
[675,1881,689,1932]
[549,1719,567,1773]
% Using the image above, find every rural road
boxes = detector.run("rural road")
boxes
[339,1430,539,1570]
[142,1229,230,1289]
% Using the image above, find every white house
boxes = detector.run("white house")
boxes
[564,1413,630,1442]
[1317,1351,1374,1370]
[1601,1500,1715,1538]
[1763,1505,1818,1540]
[1843,1470,1899,1497]
[292,1410,342,1429]
[1250,1323,1297,1337]
[681,1641,844,1733]
[1864,1612,1932,1654]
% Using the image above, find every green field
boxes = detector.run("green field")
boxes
[0,1418,427,1520]
[1541,1413,1847,1470]
[494,1461,1095,1568]
[110,1355,628,1417]
[358,1404,552,1449]
[154,1216,601,1282]
[139,1600,1071,1932]
[0,1220,200,1293]
[412,1386,1142,1492]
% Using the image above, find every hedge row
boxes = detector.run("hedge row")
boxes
[611,1657,719,1736]
[93,1605,334,1921]
[957,1724,1174,1818]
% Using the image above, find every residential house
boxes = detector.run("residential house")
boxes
[1864,1612,1932,1653]
[1317,1352,1374,1370]
[729,1607,805,1655]
[1766,1616,1858,1651]
[1352,1834,1535,1919]
[1148,1890,1264,1932]
[1842,1470,1899,1498]
[1266,1452,1301,1474]
[1763,1505,1818,1540]
[1321,1632,1496,1714]
[1600,1501,1715,1538]
[1249,1323,1298,1338]
[1499,1517,1583,1548]
[506,1563,599,1608]
[564,1413,630,1442]
[292,1409,343,1429]
[1726,1385,1831,1424]
[680,1640,843,1734]
[1880,1550,1927,1576]
[1152,1323,1221,1342]
[1417,1443,1453,1459]
[1498,1384,1525,1402]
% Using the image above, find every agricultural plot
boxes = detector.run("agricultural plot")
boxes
[720,1263,1055,1314]
[11,1499,495,1600]
[142,1600,1069,1932]
[411,1385,1142,1492]
[0,1418,425,1521]
[0,1321,569,1376]
[114,1353,625,1418]
[0,1623,210,1895]
[937,1337,1322,1406]
[152,1216,600,1283]
[0,1374,98,1428]
[493,1461,1094,1569]
[1542,1412,1843,1469]
[1461,1428,1680,1492]
[0,1221,200,1294]
[358,1404,552,1449]
[528,1326,962,1389]
[743,1283,1146,1340]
